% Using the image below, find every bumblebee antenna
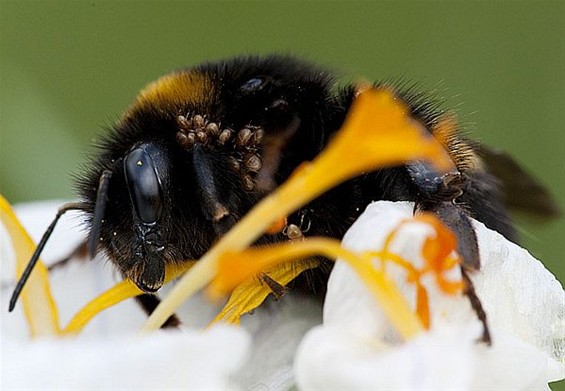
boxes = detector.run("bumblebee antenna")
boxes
[9,202,88,312]
[87,169,113,259]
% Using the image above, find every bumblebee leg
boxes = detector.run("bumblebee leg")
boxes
[258,273,288,300]
[135,294,181,329]
[461,267,491,345]
[408,162,490,344]
[87,169,113,259]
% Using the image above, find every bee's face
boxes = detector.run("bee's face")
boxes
[80,56,338,292]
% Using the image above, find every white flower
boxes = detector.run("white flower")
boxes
[3,200,564,390]
[3,328,250,390]
[295,201,565,391]
[1,201,321,390]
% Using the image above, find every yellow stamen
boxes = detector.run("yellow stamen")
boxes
[0,195,60,337]
[142,88,454,331]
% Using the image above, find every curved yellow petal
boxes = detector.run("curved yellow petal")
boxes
[210,258,320,325]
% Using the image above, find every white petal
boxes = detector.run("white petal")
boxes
[324,201,477,342]
[236,294,322,390]
[471,219,565,381]
[295,201,565,390]
[296,323,558,391]
[2,326,250,390]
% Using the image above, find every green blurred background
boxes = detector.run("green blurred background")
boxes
[1,1,563,385]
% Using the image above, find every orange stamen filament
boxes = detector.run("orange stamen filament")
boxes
[377,213,464,328]
[416,284,430,329]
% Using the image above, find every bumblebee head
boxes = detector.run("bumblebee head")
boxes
[80,55,339,292]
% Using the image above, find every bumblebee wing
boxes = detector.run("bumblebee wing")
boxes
[479,146,561,219]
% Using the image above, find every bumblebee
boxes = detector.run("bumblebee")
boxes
[9,55,559,334]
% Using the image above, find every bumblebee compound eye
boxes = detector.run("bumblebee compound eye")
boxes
[124,145,165,224]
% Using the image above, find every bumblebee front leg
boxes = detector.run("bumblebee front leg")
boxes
[135,294,181,329]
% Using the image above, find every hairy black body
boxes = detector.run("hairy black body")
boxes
[15,56,553,334]
[80,56,515,289]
